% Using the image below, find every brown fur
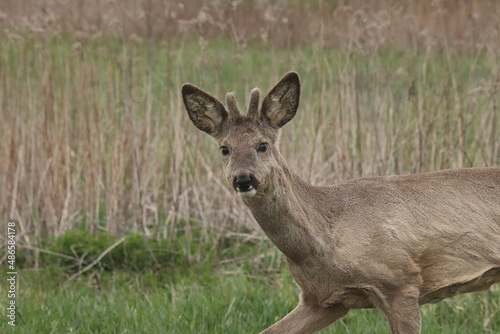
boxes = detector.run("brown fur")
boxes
[182,72,500,334]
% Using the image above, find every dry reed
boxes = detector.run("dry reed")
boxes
[0,1,499,266]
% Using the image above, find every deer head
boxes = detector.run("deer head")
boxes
[182,72,300,198]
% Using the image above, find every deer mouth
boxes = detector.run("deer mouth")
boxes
[233,174,259,197]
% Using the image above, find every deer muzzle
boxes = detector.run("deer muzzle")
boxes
[233,174,259,197]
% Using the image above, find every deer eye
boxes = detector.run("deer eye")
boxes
[257,143,268,153]
[220,146,230,156]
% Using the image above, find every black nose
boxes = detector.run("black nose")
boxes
[233,175,252,192]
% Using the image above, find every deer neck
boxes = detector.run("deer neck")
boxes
[242,160,324,264]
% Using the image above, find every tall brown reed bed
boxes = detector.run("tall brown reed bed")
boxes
[1,34,498,252]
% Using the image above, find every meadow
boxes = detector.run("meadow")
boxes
[1,0,500,333]
[1,268,499,333]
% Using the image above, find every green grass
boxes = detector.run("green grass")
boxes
[0,268,498,333]
[2,230,499,333]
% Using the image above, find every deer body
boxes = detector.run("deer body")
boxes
[182,72,500,334]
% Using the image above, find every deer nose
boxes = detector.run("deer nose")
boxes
[232,174,258,196]
[233,175,252,191]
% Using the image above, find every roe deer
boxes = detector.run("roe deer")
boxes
[181,72,500,334]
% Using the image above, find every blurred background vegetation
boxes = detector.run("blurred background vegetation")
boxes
[0,1,499,333]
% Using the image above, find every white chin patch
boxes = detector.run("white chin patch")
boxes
[237,188,257,197]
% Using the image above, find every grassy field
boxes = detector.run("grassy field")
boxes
[0,267,499,333]
[1,1,500,333]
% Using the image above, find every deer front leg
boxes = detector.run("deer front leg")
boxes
[260,296,349,334]
[379,285,422,334]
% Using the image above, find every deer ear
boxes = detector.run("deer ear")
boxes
[182,84,228,138]
[261,72,300,128]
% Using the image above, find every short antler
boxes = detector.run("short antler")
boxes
[247,88,261,120]
[225,92,241,118]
